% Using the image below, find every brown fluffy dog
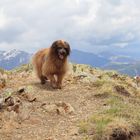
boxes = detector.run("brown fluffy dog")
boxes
[32,40,71,89]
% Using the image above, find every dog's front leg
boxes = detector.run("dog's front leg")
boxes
[56,74,65,89]
[47,74,57,88]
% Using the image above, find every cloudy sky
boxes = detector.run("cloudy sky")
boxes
[0,0,140,53]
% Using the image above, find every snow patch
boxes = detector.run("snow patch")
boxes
[3,49,21,60]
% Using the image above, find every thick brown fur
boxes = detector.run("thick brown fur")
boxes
[32,40,71,89]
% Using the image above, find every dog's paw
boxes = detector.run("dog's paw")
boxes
[41,80,46,85]
[57,86,62,89]
[56,84,62,89]
[52,84,62,89]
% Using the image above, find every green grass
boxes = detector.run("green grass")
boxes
[90,115,112,135]
[78,93,140,139]
[74,63,140,139]
[12,64,33,73]
[105,107,121,115]
[78,115,113,139]
[78,121,89,134]
[93,79,106,87]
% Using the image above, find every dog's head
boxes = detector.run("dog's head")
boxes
[51,40,71,60]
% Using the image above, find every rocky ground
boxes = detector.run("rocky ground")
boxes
[0,64,140,140]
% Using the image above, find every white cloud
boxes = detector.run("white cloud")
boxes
[112,42,128,48]
[0,0,140,53]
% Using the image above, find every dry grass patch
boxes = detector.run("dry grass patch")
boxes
[78,94,140,139]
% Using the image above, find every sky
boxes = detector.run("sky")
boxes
[0,0,140,53]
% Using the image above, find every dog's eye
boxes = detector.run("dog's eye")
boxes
[57,47,62,50]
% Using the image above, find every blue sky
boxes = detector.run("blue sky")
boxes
[0,0,140,53]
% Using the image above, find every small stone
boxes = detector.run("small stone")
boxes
[6,103,20,115]
[18,86,25,93]
[41,104,57,113]
[56,107,65,115]
[5,96,15,106]
[55,101,75,114]
[28,97,37,102]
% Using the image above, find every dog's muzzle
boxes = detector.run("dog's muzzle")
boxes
[58,48,67,60]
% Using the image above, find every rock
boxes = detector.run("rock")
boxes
[28,97,37,102]
[17,86,25,94]
[21,93,36,102]
[56,107,66,115]
[114,85,130,97]
[17,85,34,94]
[41,104,57,114]
[68,64,100,84]
[5,96,15,106]
[55,101,75,115]
[80,73,97,83]
[17,86,36,102]
[41,102,75,115]
[14,97,21,103]
[72,72,97,84]
[110,127,133,140]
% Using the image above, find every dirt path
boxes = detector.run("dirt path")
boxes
[0,72,103,140]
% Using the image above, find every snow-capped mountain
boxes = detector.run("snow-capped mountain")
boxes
[0,49,32,70]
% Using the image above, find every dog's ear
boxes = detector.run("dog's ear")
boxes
[51,41,58,49]
[64,41,71,55]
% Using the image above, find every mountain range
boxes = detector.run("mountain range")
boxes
[0,49,31,70]
[0,49,139,76]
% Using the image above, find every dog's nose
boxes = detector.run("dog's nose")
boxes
[59,48,66,55]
